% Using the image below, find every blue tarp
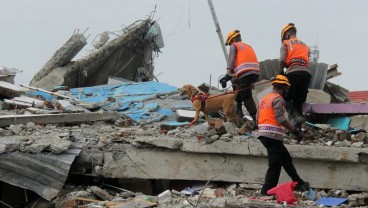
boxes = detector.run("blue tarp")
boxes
[328,117,351,130]
[26,81,179,124]
[27,91,55,101]
[163,121,189,126]
[316,197,348,207]
[70,82,178,123]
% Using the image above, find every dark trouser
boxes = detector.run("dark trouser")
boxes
[232,74,258,117]
[285,71,311,115]
[259,136,304,194]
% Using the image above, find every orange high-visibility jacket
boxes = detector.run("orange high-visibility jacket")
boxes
[284,38,309,68]
[233,42,259,77]
[258,92,286,135]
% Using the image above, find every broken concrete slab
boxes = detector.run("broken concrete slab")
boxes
[176,109,196,122]
[0,111,121,128]
[0,66,20,84]
[306,89,331,104]
[0,81,27,98]
[180,139,368,163]
[99,144,368,191]
[57,100,88,113]
[30,33,87,86]
[324,81,349,103]
[32,66,73,90]
[26,107,60,114]
[20,136,71,154]
[134,136,183,150]
[12,96,44,107]
[3,99,33,109]
[348,193,368,207]
[350,115,368,132]
[0,136,24,154]
[60,19,159,88]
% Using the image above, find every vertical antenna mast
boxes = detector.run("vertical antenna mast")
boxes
[207,0,228,61]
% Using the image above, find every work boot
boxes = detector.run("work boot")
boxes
[295,181,310,192]
[236,102,244,118]
[251,114,258,130]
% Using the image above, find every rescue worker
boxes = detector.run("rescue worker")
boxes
[279,23,311,128]
[258,75,310,196]
[220,30,259,126]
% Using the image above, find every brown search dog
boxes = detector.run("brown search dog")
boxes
[179,84,239,126]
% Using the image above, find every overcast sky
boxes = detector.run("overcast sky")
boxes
[1,0,367,91]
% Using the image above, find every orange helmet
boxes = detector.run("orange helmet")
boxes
[281,23,295,42]
[272,75,291,86]
[225,30,240,45]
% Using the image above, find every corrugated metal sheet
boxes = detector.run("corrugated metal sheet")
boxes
[308,62,328,89]
[259,59,329,90]
[0,149,80,200]
[348,91,368,103]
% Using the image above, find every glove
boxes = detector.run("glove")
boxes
[219,74,232,88]
[292,129,303,143]
[279,69,285,75]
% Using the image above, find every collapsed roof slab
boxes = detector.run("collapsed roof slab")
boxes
[32,18,160,89]
[78,138,368,191]
[30,33,87,86]
[64,19,153,88]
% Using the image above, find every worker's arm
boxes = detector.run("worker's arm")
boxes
[273,97,295,132]
[274,96,303,142]
[279,43,287,74]
[226,44,237,76]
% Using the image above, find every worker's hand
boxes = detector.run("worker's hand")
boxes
[292,129,303,143]
[219,74,232,88]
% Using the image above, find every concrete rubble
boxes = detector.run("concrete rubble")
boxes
[1,71,368,207]
[1,16,368,208]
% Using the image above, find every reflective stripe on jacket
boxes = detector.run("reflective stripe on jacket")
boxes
[258,92,286,136]
[284,38,309,68]
[233,42,259,77]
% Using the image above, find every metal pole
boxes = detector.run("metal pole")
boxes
[207,0,228,61]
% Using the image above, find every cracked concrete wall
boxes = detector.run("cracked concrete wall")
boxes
[94,137,368,191]
[99,145,368,191]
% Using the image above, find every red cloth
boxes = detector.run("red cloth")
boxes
[267,181,298,204]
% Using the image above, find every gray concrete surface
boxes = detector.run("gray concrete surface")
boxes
[99,137,368,191]
[0,112,121,127]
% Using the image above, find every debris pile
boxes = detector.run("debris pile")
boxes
[1,15,368,208]
[50,183,368,208]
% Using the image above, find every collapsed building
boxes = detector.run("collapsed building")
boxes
[0,17,368,208]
